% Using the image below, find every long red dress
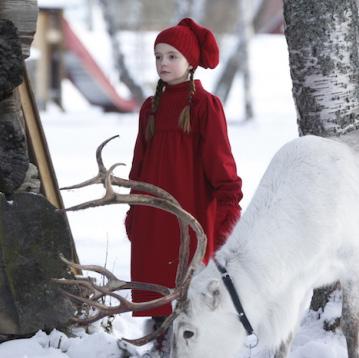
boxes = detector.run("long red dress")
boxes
[126,80,243,316]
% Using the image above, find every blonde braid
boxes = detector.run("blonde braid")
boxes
[145,79,165,141]
[178,69,196,133]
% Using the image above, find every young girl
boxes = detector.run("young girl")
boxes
[125,18,243,321]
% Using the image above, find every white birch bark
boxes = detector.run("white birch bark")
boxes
[239,0,254,120]
[192,0,206,22]
[214,0,254,120]
[284,0,359,322]
[284,0,359,136]
[85,0,95,31]
[99,0,145,104]
[174,0,194,20]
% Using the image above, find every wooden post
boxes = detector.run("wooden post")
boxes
[32,10,49,109]
[32,8,64,110]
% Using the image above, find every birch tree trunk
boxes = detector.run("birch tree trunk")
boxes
[214,0,254,120]
[283,0,359,330]
[174,0,197,21]
[191,0,206,22]
[284,0,359,136]
[85,0,95,31]
[99,0,145,104]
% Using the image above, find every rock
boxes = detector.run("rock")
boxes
[0,19,23,100]
[0,192,76,335]
[15,163,41,194]
[0,0,38,59]
[0,92,29,194]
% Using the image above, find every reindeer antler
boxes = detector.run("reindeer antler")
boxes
[61,135,190,285]
[56,136,207,345]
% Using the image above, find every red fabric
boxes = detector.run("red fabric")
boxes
[154,18,219,69]
[124,210,133,240]
[215,205,241,250]
[127,80,242,316]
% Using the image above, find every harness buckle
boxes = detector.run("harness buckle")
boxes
[245,333,258,349]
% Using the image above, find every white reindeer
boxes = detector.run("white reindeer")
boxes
[171,134,359,358]
[57,134,359,358]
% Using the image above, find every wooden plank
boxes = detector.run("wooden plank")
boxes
[17,67,80,266]
[17,69,62,209]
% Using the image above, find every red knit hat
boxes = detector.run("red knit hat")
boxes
[154,18,219,69]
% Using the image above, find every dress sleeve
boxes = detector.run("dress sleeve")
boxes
[125,98,151,239]
[200,95,243,249]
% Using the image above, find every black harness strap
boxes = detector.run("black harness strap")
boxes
[214,259,255,336]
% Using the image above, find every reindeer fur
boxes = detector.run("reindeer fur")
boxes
[171,134,359,358]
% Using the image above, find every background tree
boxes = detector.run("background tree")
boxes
[213,0,282,120]
[174,0,194,19]
[283,0,359,318]
[99,0,145,104]
[284,0,359,136]
[214,0,254,120]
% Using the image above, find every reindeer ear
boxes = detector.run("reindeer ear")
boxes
[201,279,221,310]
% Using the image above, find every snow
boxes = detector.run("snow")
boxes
[1,9,350,358]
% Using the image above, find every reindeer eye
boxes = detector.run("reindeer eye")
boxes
[183,330,194,339]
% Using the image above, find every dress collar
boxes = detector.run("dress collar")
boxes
[164,79,203,93]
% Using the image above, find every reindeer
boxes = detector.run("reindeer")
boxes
[57,133,359,358]
[171,132,359,358]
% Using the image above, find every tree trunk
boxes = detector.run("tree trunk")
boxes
[284,0,359,136]
[214,0,253,120]
[283,0,359,328]
[99,0,145,105]
[191,0,206,22]
[174,0,194,20]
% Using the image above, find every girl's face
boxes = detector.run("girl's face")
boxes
[154,43,192,85]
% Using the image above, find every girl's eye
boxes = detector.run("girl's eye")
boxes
[155,56,161,60]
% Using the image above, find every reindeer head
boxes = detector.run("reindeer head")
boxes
[170,264,248,358]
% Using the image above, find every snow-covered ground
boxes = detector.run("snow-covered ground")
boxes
[0,4,350,357]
